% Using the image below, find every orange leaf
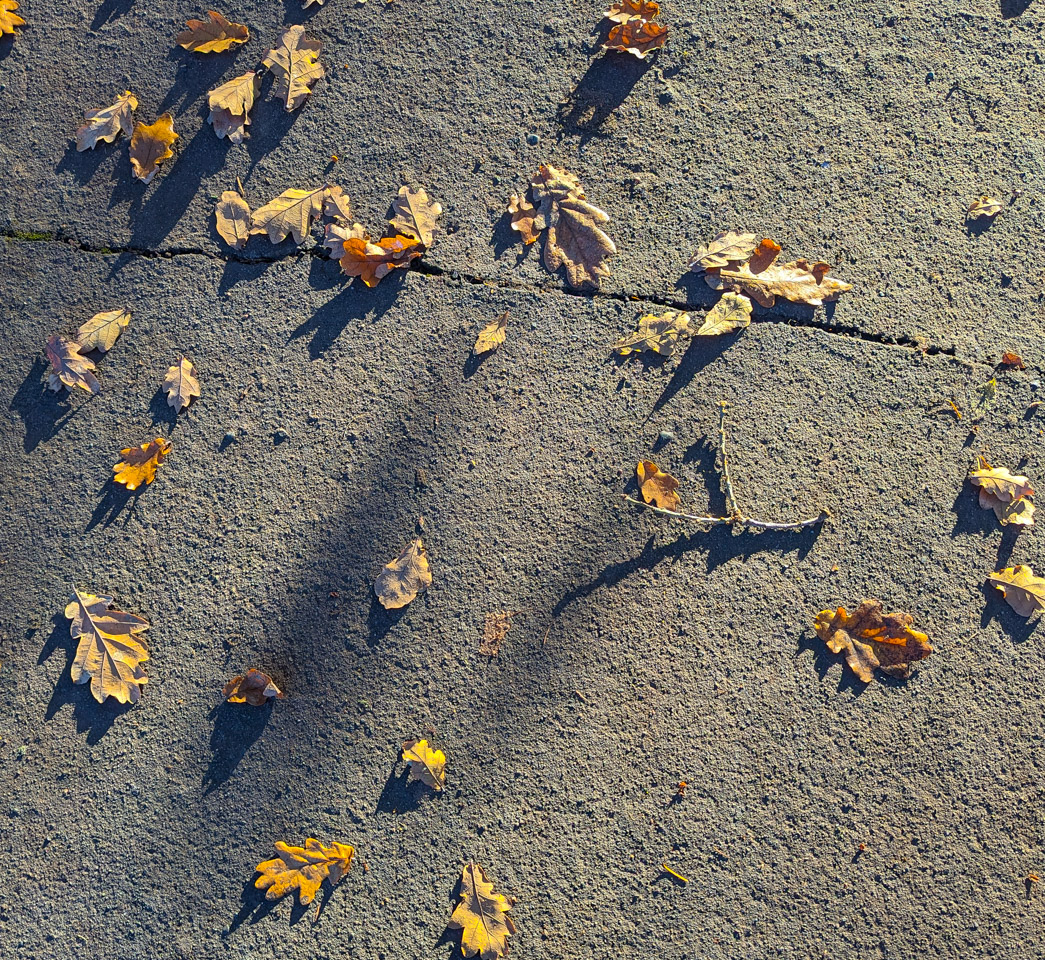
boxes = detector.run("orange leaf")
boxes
[129,114,178,184]
[814,600,932,683]
[175,10,249,53]
[0,0,25,37]
[113,438,172,490]
[603,1,667,58]
[637,459,680,511]
[339,233,424,287]
[223,669,284,705]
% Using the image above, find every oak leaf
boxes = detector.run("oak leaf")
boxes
[603,1,667,59]
[473,312,508,355]
[999,352,1026,370]
[968,456,1035,526]
[215,190,252,249]
[113,438,172,490]
[66,590,149,704]
[448,863,516,960]
[813,600,932,683]
[251,186,326,244]
[77,308,130,353]
[389,185,442,247]
[339,232,424,286]
[988,565,1045,617]
[262,25,323,111]
[688,231,759,273]
[694,292,752,336]
[402,738,446,790]
[613,311,692,356]
[968,196,1002,220]
[530,164,584,206]
[0,0,24,37]
[481,611,512,656]
[75,91,138,151]
[162,358,201,412]
[323,220,367,259]
[545,196,615,290]
[637,459,680,511]
[46,335,100,393]
[323,185,352,224]
[224,669,284,704]
[507,194,543,244]
[129,114,178,184]
[255,839,354,904]
[175,10,248,52]
[207,72,260,143]
[374,538,431,609]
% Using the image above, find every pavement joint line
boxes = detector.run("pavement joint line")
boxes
[3,229,967,363]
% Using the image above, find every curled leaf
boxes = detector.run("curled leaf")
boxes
[374,538,432,609]
[968,456,1035,526]
[402,738,446,790]
[688,231,758,273]
[988,565,1045,617]
[75,91,138,151]
[129,114,178,184]
[999,352,1026,371]
[262,24,324,111]
[162,358,201,412]
[637,459,680,511]
[473,312,508,355]
[545,196,615,291]
[323,220,367,259]
[45,335,100,394]
[323,185,352,224]
[603,0,667,58]
[448,863,516,960]
[175,10,248,52]
[77,308,130,353]
[339,232,424,286]
[250,186,326,244]
[388,185,442,247]
[224,669,284,705]
[215,190,252,249]
[813,600,932,683]
[255,839,354,904]
[507,194,543,244]
[66,590,149,704]
[694,292,752,336]
[207,72,260,143]
[113,438,172,490]
[968,196,1002,220]
[613,311,692,356]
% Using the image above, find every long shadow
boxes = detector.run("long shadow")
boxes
[651,335,735,413]
[290,273,405,359]
[90,0,134,29]
[244,97,307,171]
[557,52,656,136]
[55,140,114,186]
[1000,0,1033,17]
[795,629,900,696]
[374,759,425,815]
[980,581,1041,643]
[9,359,82,453]
[203,701,274,794]
[148,387,180,431]
[87,480,143,531]
[160,47,246,116]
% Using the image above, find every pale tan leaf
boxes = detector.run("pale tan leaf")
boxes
[262,24,324,111]
[473,312,508,355]
[250,186,326,244]
[323,220,367,259]
[612,311,692,356]
[688,231,759,273]
[374,538,432,609]
[66,590,149,704]
[481,612,513,656]
[544,196,616,290]
[968,196,1002,220]
[706,238,851,307]
[207,72,260,143]
[968,455,1035,526]
[988,565,1045,617]
[215,190,252,249]
[45,335,100,394]
[323,185,352,223]
[77,308,130,353]
[162,358,201,412]
[388,185,442,247]
[694,292,752,336]
[76,91,138,151]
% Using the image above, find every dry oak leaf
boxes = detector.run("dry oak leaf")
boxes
[474,312,509,355]
[323,219,367,259]
[402,738,446,790]
[999,351,1026,371]
[637,459,680,511]
[0,0,24,36]
[688,231,759,273]
[215,190,252,249]
[339,232,424,286]
[262,25,324,111]
[507,194,544,244]
[545,196,615,290]
[694,292,752,336]
[481,611,513,656]
[323,184,352,224]
[129,114,178,184]
[176,10,248,52]
[255,839,354,905]
[75,91,138,151]
[77,308,130,353]
[224,668,284,705]
[113,438,172,490]
[706,238,851,308]
[46,335,100,394]
[968,196,1002,220]
[374,538,432,609]
[389,185,442,247]
[613,310,692,357]
[207,71,260,143]
[968,456,1035,527]
[449,862,516,960]
[604,17,668,57]
[163,357,201,412]
[530,163,584,206]
[988,565,1045,617]
[813,600,932,683]
[66,590,149,704]
[251,186,326,244]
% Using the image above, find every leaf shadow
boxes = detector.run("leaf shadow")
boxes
[367,593,411,646]
[650,335,736,414]
[289,273,404,359]
[217,258,275,295]
[90,0,134,29]
[202,700,275,794]
[148,387,180,431]
[374,758,424,815]
[8,358,82,453]
[795,629,869,696]
[159,47,248,116]
[244,95,309,171]
[966,216,996,238]
[55,140,114,186]
[463,347,496,379]
[490,211,531,262]
[556,51,656,138]
[227,877,279,932]
[1000,0,1034,16]
[86,479,144,531]
[979,580,1041,643]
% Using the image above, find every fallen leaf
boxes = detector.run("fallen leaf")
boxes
[175,9,248,52]
[481,611,512,656]
[545,196,616,290]
[637,459,680,511]
[262,25,324,111]
[45,335,100,394]
[388,185,442,247]
[530,164,584,206]
[688,231,759,273]
[162,358,201,412]
[999,351,1026,370]
[968,455,1035,526]
[402,738,446,790]
[448,863,516,960]
[612,311,692,356]
[323,220,367,259]
[694,292,752,336]
[972,377,997,419]
[215,190,252,249]
[323,185,352,223]
[113,438,172,490]
[129,114,178,184]
[473,312,508,355]
[968,196,1002,220]
[207,71,260,143]
[603,0,667,58]
[223,669,284,704]
[813,600,932,683]
[507,194,543,244]
[0,0,24,37]
[250,186,326,244]
[339,231,424,286]
[988,565,1045,617]
[75,91,138,151]
[255,839,354,904]
[303,0,326,5]
[66,590,149,704]
[77,308,130,353]
[374,538,432,609]
[706,238,851,307]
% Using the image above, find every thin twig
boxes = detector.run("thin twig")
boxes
[717,400,741,519]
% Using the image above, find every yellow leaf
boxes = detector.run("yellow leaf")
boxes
[694,292,752,336]
[388,185,442,247]
[175,9,249,52]
[0,0,24,36]
[813,601,932,683]
[613,311,692,356]
[113,438,172,490]
[207,72,260,143]
[255,839,354,905]
[66,590,149,704]
[129,114,178,184]
[968,196,1002,220]
[448,862,516,960]
[374,538,432,609]
[339,232,424,286]
[402,738,446,790]
[968,455,1035,526]
[45,334,99,394]
[637,459,680,511]
[215,190,252,249]
[250,186,326,244]
[162,358,200,412]
[688,231,759,273]
[77,308,130,353]
[988,565,1045,617]
[473,312,508,355]
[262,24,324,111]
[75,91,138,151]
[223,669,284,705]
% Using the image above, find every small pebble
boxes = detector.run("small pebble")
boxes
[223,431,235,444]
[659,430,675,443]
[526,133,540,145]
[274,429,289,443]
[1031,380,1041,390]
[926,70,934,81]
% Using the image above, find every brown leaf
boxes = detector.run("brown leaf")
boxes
[374,538,432,609]
[481,612,513,656]
[66,590,150,704]
[339,232,424,286]
[77,308,130,353]
[988,565,1045,617]
[603,1,667,58]
[262,24,323,111]
[813,600,932,683]
[75,91,138,151]
[388,185,442,247]
[162,357,201,412]
[113,438,172,490]
[323,185,352,224]
[45,335,100,394]
[402,738,446,790]
[968,196,1002,220]
[250,186,326,244]
[530,164,584,205]
[612,311,692,356]
[968,455,1035,526]
[637,459,680,511]
[207,72,260,143]
[688,231,759,273]
[448,863,516,960]
[473,312,509,355]
[545,196,616,290]
[323,220,367,259]
[999,351,1026,370]
[694,292,752,336]
[255,839,354,904]
[223,668,284,705]
[215,190,252,249]
[0,0,24,37]
[175,10,249,52]
[507,194,543,244]
[129,114,178,184]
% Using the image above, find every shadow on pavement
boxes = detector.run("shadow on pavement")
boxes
[651,335,734,413]
[90,0,134,29]
[87,480,142,530]
[557,52,655,135]
[979,581,1041,644]
[203,701,274,794]
[290,274,404,359]
[374,759,425,815]
[1000,0,1034,19]
[9,359,81,453]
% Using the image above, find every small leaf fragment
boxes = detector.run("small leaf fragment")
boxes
[612,311,692,356]
[401,738,446,790]
[999,351,1026,371]
[694,292,753,336]
[175,10,249,52]
[507,194,543,244]
[215,190,252,249]
[481,611,512,656]
[66,590,149,704]
[255,839,354,905]
[374,538,432,609]
[813,600,932,683]
[473,312,509,355]
[45,335,100,394]
[250,186,326,244]
[323,185,352,224]
[988,565,1045,617]
[207,72,260,143]
[323,220,367,259]
[113,438,172,490]
[77,308,130,353]
[448,862,516,960]
[388,185,442,247]
[262,24,324,111]
[129,114,178,184]
[75,91,138,151]
[968,196,1002,220]
[637,459,680,511]
[339,232,424,286]
[223,669,284,705]
[162,358,201,412]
